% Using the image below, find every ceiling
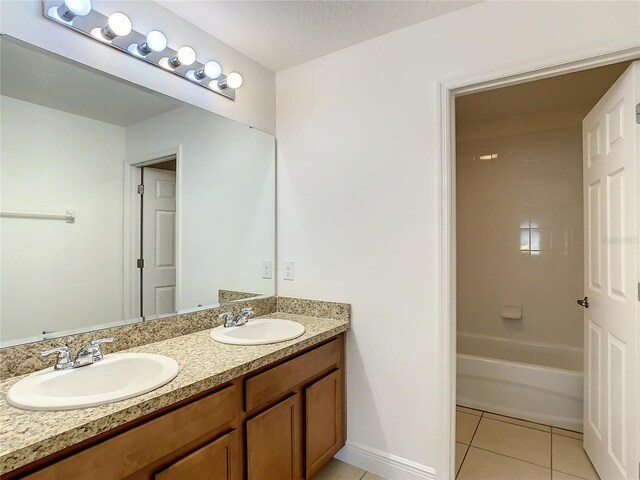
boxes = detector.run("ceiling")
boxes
[158,0,480,72]
[456,62,631,127]
[1,39,183,127]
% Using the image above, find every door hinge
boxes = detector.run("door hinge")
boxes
[137,184,144,195]
[137,258,144,269]
[637,282,640,302]
[636,103,640,125]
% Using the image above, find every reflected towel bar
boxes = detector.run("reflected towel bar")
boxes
[0,210,76,223]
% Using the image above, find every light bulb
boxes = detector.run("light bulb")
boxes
[53,0,91,22]
[175,46,196,67]
[135,30,167,56]
[101,12,132,40]
[194,61,222,80]
[226,72,243,89]
[203,61,222,79]
[109,12,132,36]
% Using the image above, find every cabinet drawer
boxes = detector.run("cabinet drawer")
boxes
[25,385,238,480]
[245,339,341,412]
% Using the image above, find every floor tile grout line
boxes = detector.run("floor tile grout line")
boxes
[456,405,584,437]
[482,414,552,433]
[357,471,368,480]
[473,408,550,471]
[550,427,553,473]
[468,411,483,445]
[456,408,587,479]
[469,445,552,470]
[457,441,472,479]
[484,411,551,430]
[552,467,593,480]
[552,430,584,440]
[458,406,551,433]
[463,409,484,474]
[479,412,574,436]
[456,409,481,479]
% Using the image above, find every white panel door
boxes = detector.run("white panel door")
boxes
[142,168,177,317]
[582,61,638,480]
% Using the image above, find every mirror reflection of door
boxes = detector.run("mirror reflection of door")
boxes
[139,159,177,318]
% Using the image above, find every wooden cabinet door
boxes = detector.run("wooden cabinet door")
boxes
[155,431,238,480]
[305,369,344,478]
[246,394,302,480]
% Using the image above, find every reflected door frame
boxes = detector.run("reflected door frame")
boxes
[123,146,182,322]
[437,42,640,480]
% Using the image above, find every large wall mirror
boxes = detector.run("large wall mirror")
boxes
[0,36,276,347]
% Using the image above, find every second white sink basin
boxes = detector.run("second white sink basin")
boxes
[210,318,305,345]
[6,353,179,411]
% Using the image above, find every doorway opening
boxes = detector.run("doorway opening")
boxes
[136,156,178,319]
[448,59,638,480]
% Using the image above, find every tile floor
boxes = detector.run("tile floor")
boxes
[455,406,600,480]
[315,407,599,480]
[314,459,384,480]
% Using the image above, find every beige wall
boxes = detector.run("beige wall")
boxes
[457,126,584,350]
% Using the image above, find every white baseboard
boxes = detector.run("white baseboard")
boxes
[335,441,436,480]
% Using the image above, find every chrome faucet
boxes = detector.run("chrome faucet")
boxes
[219,308,254,328]
[41,346,73,370]
[42,337,114,370]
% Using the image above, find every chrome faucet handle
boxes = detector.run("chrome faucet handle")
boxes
[41,346,73,370]
[219,312,235,327]
[236,307,254,326]
[89,337,114,361]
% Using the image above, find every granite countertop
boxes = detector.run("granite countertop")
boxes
[0,312,349,474]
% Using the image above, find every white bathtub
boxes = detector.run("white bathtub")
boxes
[457,332,584,432]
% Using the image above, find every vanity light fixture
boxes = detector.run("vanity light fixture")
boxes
[42,0,243,100]
[48,0,91,23]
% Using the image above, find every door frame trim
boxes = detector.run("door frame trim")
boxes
[123,146,182,321]
[437,38,640,480]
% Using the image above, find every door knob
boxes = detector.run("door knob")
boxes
[577,297,589,308]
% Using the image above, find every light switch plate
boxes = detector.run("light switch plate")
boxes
[262,260,272,279]
[283,261,295,281]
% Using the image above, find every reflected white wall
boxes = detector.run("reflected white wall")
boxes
[125,105,276,309]
[0,96,125,341]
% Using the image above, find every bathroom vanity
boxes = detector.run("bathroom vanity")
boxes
[0,305,349,480]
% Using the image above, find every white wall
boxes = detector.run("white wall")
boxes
[0,0,276,134]
[457,126,584,353]
[275,1,640,478]
[0,96,125,342]
[125,105,275,310]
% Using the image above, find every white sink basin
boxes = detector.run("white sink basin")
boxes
[210,318,305,345]
[6,353,179,411]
